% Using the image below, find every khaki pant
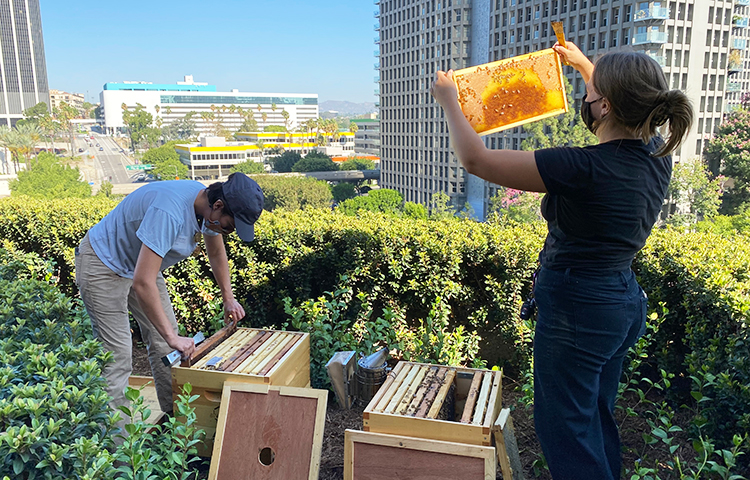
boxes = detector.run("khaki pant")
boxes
[75,233,177,416]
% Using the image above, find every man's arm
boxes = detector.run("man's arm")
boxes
[204,233,245,326]
[132,244,195,357]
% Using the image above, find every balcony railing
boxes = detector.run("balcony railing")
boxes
[374,76,380,82]
[634,7,669,22]
[374,10,380,17]
[734,17,749,28]
[728,63,744,74]
[734,38,748,49]
[647,53,666,66]
[634,31,667,45]
[725,103,741,113]
[737,0,750,6]
[374,37,380,44]
[374,50,379,57]
[727,81,742,92]
[374,63,380,69]
[374,23,380,31]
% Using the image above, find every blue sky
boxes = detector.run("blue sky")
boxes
[40,0,378,104]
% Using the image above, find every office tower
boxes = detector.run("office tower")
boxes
[378,0,747,219]
[0,0,49,127]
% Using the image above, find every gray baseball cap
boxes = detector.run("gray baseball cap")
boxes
[222,173,264,242]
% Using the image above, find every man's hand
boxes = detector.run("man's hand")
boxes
[223,299,245,327]
[167,334,196,359]
[430,70,460,109]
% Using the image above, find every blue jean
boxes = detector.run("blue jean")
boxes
[533,267,647,480]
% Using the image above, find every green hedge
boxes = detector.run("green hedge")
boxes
[0,197,748,451]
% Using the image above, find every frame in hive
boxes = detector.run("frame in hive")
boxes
[453,48,568,136]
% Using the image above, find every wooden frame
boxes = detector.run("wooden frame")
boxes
[453,48,568,136]
[172,328,311,456]
[344,429,496,480]
[208,382,327,480]
[363,362,503,446]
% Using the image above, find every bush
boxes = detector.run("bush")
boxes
[340,157,375,171]
[231,160,266,175]
[272,151,302,173]
[9,152,92,199]
[250,175,333,211]
[0,247,204,479]
[292,155,338,172]
[331,182,357,202]
[337,189,404,216]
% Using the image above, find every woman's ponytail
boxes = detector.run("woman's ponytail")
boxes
[643,89,694,157]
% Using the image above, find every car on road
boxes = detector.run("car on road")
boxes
[99,147,104,151]
[96,143,100,147]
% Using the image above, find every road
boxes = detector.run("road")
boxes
[72,134,138,184]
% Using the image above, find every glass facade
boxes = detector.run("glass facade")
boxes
[160,95,318,106]
[0,0,49,126]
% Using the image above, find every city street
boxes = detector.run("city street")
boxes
[72,134,138,184]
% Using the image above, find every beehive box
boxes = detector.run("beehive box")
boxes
[453,48,568,136]
[363,361,502,446]
[172,325,310,455]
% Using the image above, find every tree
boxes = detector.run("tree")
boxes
[331,182,357,202]
[231,160,266,174]
[143,143,179,165]
[705,108,750,213]
[272,151,302,172]
[281,110,291,132]
[151,157,188,180]
[429,192,455,219]
[338,189,403,215]
[237,112,259,133]
[349,121,359,134]
[163,113,197,141]
[340,157,375,171]
[263,125,286,132]
[292,155,338,172]
[520,77,597,150]
[9,152,91,198]
[250,175,332,210]
[488,188,543,223]
[667,157,724,226]
[16,102,49,128]
[122,103,156,149]
[403,201,428,219]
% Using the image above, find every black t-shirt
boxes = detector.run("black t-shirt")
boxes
[534,138,671,272]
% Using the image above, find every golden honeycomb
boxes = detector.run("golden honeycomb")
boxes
[453,48,568,136]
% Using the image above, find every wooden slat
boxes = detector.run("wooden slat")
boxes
[192,329,252,369]
[258,333,302,375]
[427,369,456,419]
[366,361,406,414]
[404,366,439,416]
[249,333,293,374]
[214,330,258,368]
[236,332,286,373]
[373,363,412,413]
[214,330,259,370]
[483,371,502,426]
[414,367,448,418]
[394,365,429,415]
[219,331,272,372]
[471,372,493,425]
[459,372,484,423]
[384,365,421,414]
[182,323,237,367]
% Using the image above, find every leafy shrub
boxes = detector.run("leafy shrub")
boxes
[292,155,338,172]
[337,189,404,216]
[250,175,332,211]
[9,152,92,199]
[0,248,205,479]
[331,182,357,202]
[339,157,375,171]
[231,160,266,175]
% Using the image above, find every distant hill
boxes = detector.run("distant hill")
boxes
[319,101,377,116]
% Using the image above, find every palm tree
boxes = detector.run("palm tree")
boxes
[255,140,266,164]
[0,126,13,174]
[164,106,172,115]
[261,112,268,125]
[15,123,42,164]
[349,121,359,134]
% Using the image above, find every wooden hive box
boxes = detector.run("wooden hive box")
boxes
[362,361,502,446]
[172,325,310,455]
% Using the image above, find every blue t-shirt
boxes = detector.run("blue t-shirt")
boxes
[88,180,218,279]
[534,138,671,272]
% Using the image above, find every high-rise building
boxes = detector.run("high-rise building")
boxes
[0,0,49,127]
[378,0,747,219]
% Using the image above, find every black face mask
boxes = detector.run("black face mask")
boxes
[581,93,602,134]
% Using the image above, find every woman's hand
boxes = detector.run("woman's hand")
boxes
[430,70,460,109]
[223,298,245,327]
[553,41,594,82]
